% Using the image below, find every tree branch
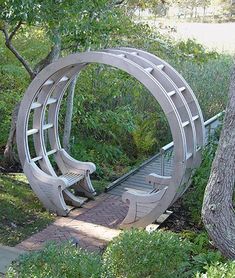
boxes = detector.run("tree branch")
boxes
[0,23,35,79]
[9,21,22,41]
[33,29,61,74]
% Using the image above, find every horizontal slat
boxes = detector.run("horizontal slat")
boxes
[31,102,42,109]
[168,90,176,97]
[32,156,42,162]
[192,115,199,121]
[47,149,57,156]
[47,98,57,105]
[59,76,69,82]
[179,86,186,92]
[27,128,38,136]
[117,54,126,58]
[186,152,193,160]
[157,64,165,70]
[125,188,149,195]
[60,172,84,186]
[122,182,153,190]
[43,79,54,86]
[144,67,154,74]
[43,123,53,130]
[31,98,57,109]
[182,120,190,127]
[196,146,202,152]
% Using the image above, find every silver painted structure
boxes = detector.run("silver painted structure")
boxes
[16,47,205,227]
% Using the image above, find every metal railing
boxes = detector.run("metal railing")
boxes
[105,111,224,191]
[160,111,224,176]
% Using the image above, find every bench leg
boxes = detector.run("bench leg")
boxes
[73,173,96,199]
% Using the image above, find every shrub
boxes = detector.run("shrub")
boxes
[182,140,219,225]
[6,242,102,278]
[195,261,235,278]
[6,232,228,278]
[102,229,192,278]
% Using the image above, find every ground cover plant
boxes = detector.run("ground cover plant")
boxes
[6,230,233,278]
[6,241,102,278]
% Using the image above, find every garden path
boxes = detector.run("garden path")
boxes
[0,113,220,274]
[15,112,221,253]
[0,245,25,275]
[15,152,168,253]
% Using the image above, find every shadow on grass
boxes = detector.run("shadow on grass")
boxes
[0,174,55,246]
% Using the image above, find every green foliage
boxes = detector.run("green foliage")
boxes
[60,63,172,179]
[6,230,229,278]
[70,138,132,179]
[0,1,233,184]
[103,230,226,278]
[195,261,235,278]
[176,39,218,63]
[174,55,232,119]
[182,140,219,225]
[103,229,192,278]
[0,174,55,246]
[6,242,102,278]
[180,231,225,276]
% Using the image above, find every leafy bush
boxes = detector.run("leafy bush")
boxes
[196,261,235,278]
[175,39,218,63]
[6,231,228,278]
[6,242,102,278]
[103,229,192,278]
[182,140,219,225]
[175,56,232,119]
[180,231,224,276]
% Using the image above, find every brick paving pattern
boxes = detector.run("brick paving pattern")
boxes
[16,193,128,252]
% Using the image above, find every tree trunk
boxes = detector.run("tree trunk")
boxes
[202,64,235,259]
[4,29,61,166]
[4,102,21,165]
[63,75,78,152]
[203,6,206,22]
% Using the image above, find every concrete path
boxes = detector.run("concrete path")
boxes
[0,245,25,275]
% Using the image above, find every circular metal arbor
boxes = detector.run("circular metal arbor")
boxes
[16,47,205,228]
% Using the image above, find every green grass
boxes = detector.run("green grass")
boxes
[0,173,111,246]
[0,173,55,246]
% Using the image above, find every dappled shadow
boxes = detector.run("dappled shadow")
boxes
[16,194,128,252]
[0,174,55,246]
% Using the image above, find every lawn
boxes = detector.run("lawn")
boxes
[0,173,55,246]
[0,173,110,246]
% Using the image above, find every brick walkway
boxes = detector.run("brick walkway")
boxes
[16,193,128,252]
